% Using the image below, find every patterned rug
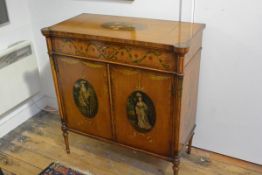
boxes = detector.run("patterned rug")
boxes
[0,168,15,175]
[39,162,93,175]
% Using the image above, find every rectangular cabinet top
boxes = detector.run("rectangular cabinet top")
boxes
[42,13,205,50]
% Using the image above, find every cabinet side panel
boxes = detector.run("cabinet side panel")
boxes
[179,50,201,151]
[184,32,203,66]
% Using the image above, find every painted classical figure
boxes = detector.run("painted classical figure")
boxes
[78,81,91,110]
[73,79,98,118]
[135,92,152,130]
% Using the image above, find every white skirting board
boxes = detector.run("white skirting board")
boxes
[0,94,47,138]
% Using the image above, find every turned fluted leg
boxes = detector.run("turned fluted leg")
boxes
[172,156,180,175]
[187,133,194,154]
[61,124,70,154]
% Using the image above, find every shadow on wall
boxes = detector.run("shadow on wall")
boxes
[36,48,58,109]
[0,41,44,137]
[22,40,54,112]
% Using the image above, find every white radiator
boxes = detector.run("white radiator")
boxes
[0,41,40,116]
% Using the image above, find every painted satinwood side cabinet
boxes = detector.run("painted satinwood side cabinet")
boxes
[42,13,205,175]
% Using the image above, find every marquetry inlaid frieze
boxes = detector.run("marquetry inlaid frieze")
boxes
[52,38,176,71]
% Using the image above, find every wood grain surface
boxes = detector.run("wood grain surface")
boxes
[0,112,261,175]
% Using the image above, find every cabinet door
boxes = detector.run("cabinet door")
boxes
[111,66,173,156]
[56,56,112,139]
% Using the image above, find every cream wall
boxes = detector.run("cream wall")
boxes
[193,0,262,164]
[26,0,262,164]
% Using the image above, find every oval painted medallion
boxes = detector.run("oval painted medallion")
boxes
[127,91,156,133]
[73,79,98,118]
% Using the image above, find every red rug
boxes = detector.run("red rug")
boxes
[39,162,91,175]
